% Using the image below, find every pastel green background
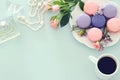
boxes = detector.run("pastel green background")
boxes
[0,0,120,80]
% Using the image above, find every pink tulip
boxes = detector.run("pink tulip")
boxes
[44,2,51,10]
[52,5,60,12]
[50,19,59,28]
[93,42,101,50]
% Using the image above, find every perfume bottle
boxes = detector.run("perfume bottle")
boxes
[0,16,20,44]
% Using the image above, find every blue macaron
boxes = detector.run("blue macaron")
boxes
[91,14,106,28]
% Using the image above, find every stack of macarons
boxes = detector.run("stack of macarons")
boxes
[76,1,120,42]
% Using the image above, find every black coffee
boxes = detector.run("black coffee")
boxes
[98,57,117,74]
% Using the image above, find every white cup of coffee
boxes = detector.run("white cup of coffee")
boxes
[89,54,119,80]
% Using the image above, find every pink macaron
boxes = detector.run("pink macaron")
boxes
[107,18,120,33]
[84,1,99,15]
[87,28,102,42]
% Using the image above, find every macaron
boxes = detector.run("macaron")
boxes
[87,28,102,42]
[107,18,120,33]
[76,13,91,29]
[84,1,99,15]
[102,4,117,18]
[91,14,106,28]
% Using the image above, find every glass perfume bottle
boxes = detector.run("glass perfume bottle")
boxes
[0,16,20,44]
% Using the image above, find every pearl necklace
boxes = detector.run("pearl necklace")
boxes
[28,0,38,17]
[17,0,46,31]
[7,0,23,14]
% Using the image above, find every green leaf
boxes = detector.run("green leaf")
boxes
[64,0,76,2]
[102,27,108,39]
[53,1,66,5]
[64,0,72,2]
[60,13,70,27]
[79,1,84,10]
[53,1,62,5]
[60,9,71,14]
[50,16,57,20]
[79,29,86,36]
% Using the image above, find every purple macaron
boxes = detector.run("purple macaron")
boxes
[76,13,91,29]
[91,14,106,28]
[102,4,117,18]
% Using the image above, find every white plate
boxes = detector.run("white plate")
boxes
[70,0,120,49]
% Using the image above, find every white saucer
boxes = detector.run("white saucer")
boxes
[69,0,120,49]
